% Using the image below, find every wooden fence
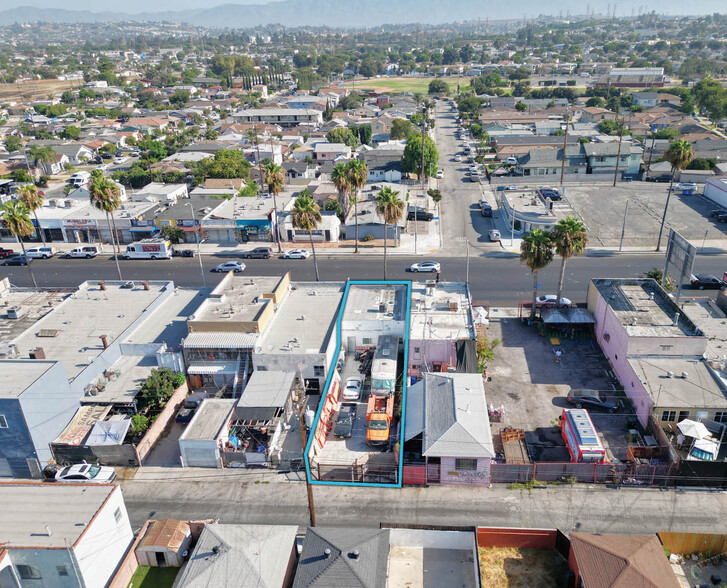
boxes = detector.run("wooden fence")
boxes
[659,532,727,557]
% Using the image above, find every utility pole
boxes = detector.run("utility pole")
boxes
[298,400,316,527]
[253,123,264,192]
[420,104,427,210]
[618,200,630,252]
[187,203,206,288]
[559,111,570,187]
[613,111,625,187]
[645,131,656,177]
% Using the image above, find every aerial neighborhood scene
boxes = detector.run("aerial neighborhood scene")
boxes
[2,2,727,586]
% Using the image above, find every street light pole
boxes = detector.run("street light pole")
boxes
[186,203,206,288]
[618,200,630,252]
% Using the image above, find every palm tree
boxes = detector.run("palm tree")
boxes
[520,228,554,319]
[550,216,589,307]
[1,200,37,287]
[292,189,322,281]
[375,186,404,280]
[27,145,57,176]
[263,161,285,253]
[331,162,350,217]
[17,184,46,245]
[345,158,368,254]
[656,139,695,252]
[246,127,265,193]
[88,171,123,280]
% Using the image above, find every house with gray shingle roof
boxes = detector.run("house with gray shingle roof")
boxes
[292,527,390,588]
[404,372,495,486]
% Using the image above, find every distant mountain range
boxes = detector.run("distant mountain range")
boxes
[0,1,722,28]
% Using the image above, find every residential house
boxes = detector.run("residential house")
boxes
[405,372,495,486]
[632,92,659,108]
[344,193,405,242]
[313,143,351,163]
[175,524,297,588]
[37,152,69,175]
[580,107,618,123]
[279,210,341,243]
[52,143,95,166]
[568,533,680,588]
[370,112,398,140]
[293,527,390,588]
[582,142,642,176]
[0,483,133,588]
[361,143,405,183]
[517,145,588,177]
[283,161,316,180]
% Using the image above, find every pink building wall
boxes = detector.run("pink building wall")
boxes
[408,339,457,379]
[438,456,491,486]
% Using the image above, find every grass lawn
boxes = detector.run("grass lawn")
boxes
[128,566,179,588]
[344,76,470,94]
[478,547,568,588]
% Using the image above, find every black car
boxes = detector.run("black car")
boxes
[408,207,434,222]
[538,188,562,201]
[481,204,493,217]
[2,254,30,266]
[710,210,726,218]
[647,175,671,183]
[334,403,357,438]
[241,247,273,259]
[566,389,618,413]
[690,274,723,290]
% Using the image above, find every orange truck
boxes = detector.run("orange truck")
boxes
[366,394,394,447]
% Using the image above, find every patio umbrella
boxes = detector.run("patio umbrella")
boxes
[677,419,710,440]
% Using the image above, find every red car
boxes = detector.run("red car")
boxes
[0,248,15,259]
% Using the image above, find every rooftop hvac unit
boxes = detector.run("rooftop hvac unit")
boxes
[6,306,23,319]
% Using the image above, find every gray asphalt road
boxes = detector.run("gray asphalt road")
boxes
[2,252,726,306]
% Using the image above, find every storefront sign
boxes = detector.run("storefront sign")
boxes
[62,219,97,229]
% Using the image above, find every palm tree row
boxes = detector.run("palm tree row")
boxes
[520,216,589,319]
[88,170,123,281]
[331,158,369,254]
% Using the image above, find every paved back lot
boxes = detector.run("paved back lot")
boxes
[485,313,632,461]
[565,183,727,248]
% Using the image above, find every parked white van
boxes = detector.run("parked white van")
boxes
[25,246,57,259]
[68,171,91,188]
[64,245,102,259]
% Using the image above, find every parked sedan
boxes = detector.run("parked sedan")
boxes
[710,209,726,218]
[566,389,619,413]
[213,261,245,273]
[453,154,462,162]
[343,376,363,401]
[409,261,441,273]
[535,295,572,307]
[488,229,501,242]
[282,249,311,259]
[2,254,30,266]
[334,403,357,438]
[55,463,117,484]
[435,169,444,179]
[690,274,723,290]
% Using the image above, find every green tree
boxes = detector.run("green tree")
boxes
[401,134,439,180]
[428,79,449,95]
[375,186,404,279]
[326,127,359,148]
[520,228,554,319]
[292,188,322,281]
[356,124,372,145]
[4,135,21,152]
[390,118,413,140]
[515,101,527,112]
[169,90,190,107]
[88,170,123,279]
[585,96,605,108]
[263,161,285,252]
[0,200,37,287]
[654,127,680,140]
[345,158,368,253]
[550,217,589,307]
[656,139,695,251]
[160,225,184,244]
[59,125,80,140]
[60,90,76,104]
[14,169,32,183]
[27,144,57,172]
[331,162,351,218]
[191,149,251,183]
[17,184,45,245]
[237,182,259,198]
[131,414,149,435]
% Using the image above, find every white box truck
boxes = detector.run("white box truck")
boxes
[370,334,400,396]
[122,239,172,260]
[68,171,91,187]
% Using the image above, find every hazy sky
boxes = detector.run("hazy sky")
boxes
[5,0,279,11]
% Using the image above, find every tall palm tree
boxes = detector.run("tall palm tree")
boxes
[656,139,695,252]
[375,186,404,280]
[88,171,123,280]
[26,145,57,176]
[292,188,322,281]
[331,162,350,217]
[550,216,589,308]
[345,158,368,254]
[1,200,37,287]
[263,161,285,253]
[17,183,46,245]
[246,127,265,193]
[520,228,554,319]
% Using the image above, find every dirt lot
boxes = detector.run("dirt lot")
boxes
[0,79,79,102]
[478,547,568,588]
[485,312,633,462]
[565,183,726,248]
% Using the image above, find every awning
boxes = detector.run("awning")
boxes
[677,419,711,440]
[54,405,111,445]
[187,362,237,375]
[130,227,156,232]
[184,332,258,349]
[541,308,596,324]
[86,419,131,446]
[404,381,425,442]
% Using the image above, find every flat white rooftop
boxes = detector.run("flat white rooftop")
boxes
[1,360,57,398]
[181,398,235,441]
[11,280,173,382]
[191,276,280,325]
[343,284,408,322]
[410,281,473,341]
[257,282,343,354]
[0,483,117,548]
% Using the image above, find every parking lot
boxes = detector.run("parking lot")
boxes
[565,183,727,248]
[485,312,634,462]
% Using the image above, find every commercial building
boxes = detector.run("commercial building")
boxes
[179,398,236,468]
[596,67,665,88]
[232,108,323,128]
[0,483,133,588]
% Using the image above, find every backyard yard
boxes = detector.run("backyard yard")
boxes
[478,546,568,588]
[128,566,179,588]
